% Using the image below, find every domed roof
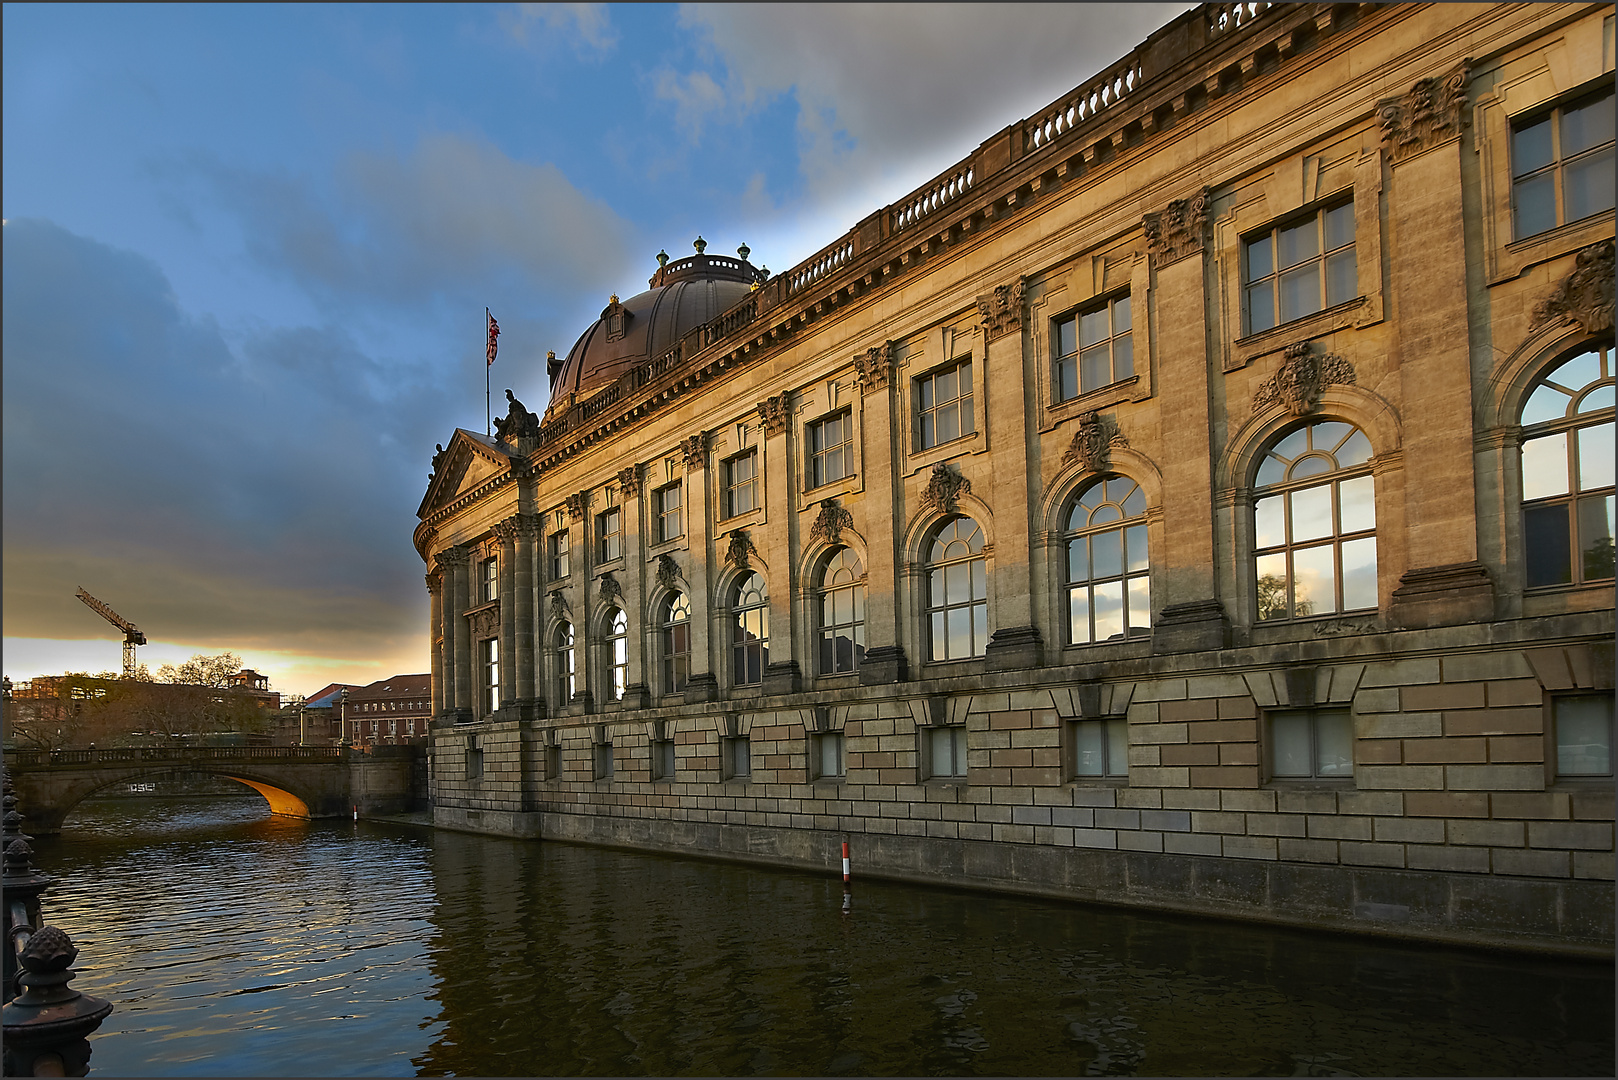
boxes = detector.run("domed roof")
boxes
[545,240,766,420]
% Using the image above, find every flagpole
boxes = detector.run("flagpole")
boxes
[486,308,492,436]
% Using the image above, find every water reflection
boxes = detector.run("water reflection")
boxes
[29,798,1616,1077]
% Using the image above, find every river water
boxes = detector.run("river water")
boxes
[25,796,1615,1077]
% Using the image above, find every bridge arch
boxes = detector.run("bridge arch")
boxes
[4,748,356,835]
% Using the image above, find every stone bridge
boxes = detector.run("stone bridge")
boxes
[3,745,420,834]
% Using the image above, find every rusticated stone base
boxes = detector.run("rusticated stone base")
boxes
[534,812,1613,957]
[434,804,543,838]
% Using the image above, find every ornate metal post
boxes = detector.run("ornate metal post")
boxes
[2,770,113,1077]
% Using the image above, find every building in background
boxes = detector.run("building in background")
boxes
[413,2,1614,953]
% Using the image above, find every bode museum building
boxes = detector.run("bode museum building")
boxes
[415,3,1615,952]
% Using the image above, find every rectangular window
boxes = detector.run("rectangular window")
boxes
[655,483,683,542]
[1054,295,1133,401]
[652,738,676,781]
[814,732,845,780]
[597,507,622,562]
[480,556,499,603]
[1268,708,1353,780]
[545,744,562,780]
[549,530,570,579]
[1513,87,1615,239]
[480,638,499,716]
[594,741,614,781]
[465,738,483,780]
[724,451,759,518]
[1244,201,1356,334]
[1070,718,1128,778]
[1555,695,1613,777]
[928,726,967,779]
[916,360,974,450]
[726,736,752,780]
[810,410,853,487]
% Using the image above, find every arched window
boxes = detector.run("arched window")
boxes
[1064,476,1150,644]
[731,573,769,686]
[927,516,988,660]
[661,592,691,694]
[1253,420,1377,621]
[1521,344,1614,586]
[817,547,866,674]
[554,622,575,705]
[604,608,629,702]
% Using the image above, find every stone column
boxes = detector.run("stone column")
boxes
[439,546,473,720]
[612,466,646,707]
[564,492,592,711]
[1144,189,1228,651]
[1380,64,1493,627]
[856,345,906,685]
[512,514,539,714]
[755,396,798,694]
[977,278,1043,670]
[679,433,718,702]
[426,569,444,718]
[495,519,518,716]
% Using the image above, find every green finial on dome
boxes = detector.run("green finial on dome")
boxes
[657,249,669,268]
[693,236,707,255]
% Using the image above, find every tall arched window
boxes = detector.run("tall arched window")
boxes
[661,592,691,694]
[927,516,988,660]
[817,547,866,675]
[1521,343,1614,587]
[604,608,629,702]
[1064,476,1150,644]
[1253,420,1377,621]
[731,573,769,686]
[554,622,575,705]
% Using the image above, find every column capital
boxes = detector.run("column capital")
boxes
[975,276,1026,342]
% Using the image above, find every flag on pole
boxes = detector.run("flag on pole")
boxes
[486,312,500,366]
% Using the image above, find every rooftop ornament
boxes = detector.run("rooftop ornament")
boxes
[693,236,707,254]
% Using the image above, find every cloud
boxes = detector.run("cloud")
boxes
[1,218,438,671]
[502,3,618,57]
[190,132,636,316]
[668,4,1193,225]
[651,67,726,137]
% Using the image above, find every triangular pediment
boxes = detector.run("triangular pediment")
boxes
[417,429,514,519]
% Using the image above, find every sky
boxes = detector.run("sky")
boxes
[3,2,1191,697]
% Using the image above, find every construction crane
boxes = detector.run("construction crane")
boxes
[74,587,147,679]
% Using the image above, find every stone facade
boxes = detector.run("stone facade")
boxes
[415,2,1615,954]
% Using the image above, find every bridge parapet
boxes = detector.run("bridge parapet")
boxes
[6,746,343,768]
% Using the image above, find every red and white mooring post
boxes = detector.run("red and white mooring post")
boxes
[841,840,851,884]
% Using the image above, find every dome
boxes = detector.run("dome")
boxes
[545,240,766,421]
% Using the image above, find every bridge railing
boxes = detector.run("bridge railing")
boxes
[6,746,345,767]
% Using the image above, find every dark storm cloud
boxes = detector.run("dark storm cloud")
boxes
[187,132,637,315]
[2,218,435,655]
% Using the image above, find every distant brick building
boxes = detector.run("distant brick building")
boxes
[414,3,1614,953]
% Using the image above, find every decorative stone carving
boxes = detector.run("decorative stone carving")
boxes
[564,492,589,522]
[425,570,443,593]
[976,278,1026,341]
[756,396,790,437]
[680,433,708,472]
[493,517,520,544]
[597,571,622,606]
[1377,61,1470,163]
[725,529,759,568]
[1252,342,1356,416]
[548,591,569,622]
[429,442,447,482]
[1061,412,1129,473]
[853,342,894,393]
[919,462,972,516]
[603,295,628,342]
[469,604,499,641]
[493,388,540,443]
[617,465,642,497]
[656,554,681,593]
[809,498,856,549]
[436,546,470,571]
[1532,239,1615,335]
[1144,188,1209,268]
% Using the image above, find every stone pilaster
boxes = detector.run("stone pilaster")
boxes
[1383,67,1491,628]
[1147,195,1226,651]
[857,347,905,685]
[495,520,518,713]
[683,434,714,696]
[438,546,474,721]
[977,276,1043,670]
